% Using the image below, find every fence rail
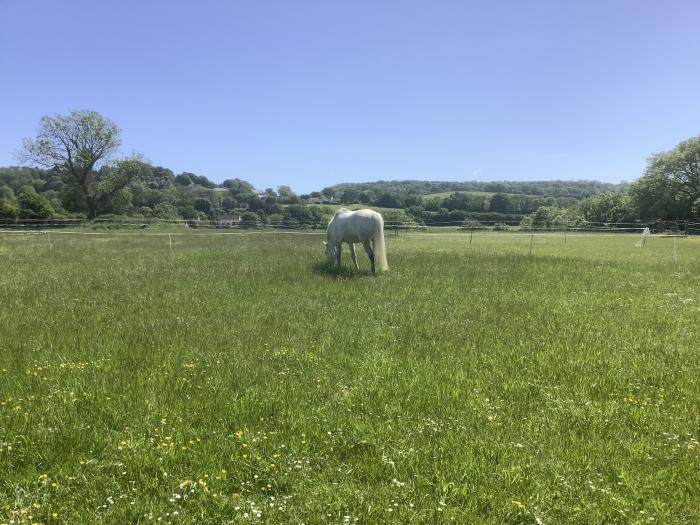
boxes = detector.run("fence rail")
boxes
[1,217,697,233]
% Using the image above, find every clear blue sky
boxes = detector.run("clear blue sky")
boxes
[1,0,699,194]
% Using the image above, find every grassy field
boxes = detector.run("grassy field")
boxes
[1,230,698,524]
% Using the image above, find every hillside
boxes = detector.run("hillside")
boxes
[321,179,628,200]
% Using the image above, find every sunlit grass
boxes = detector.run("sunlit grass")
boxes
[1,230,698,524]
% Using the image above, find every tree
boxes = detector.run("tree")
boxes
[221,195,238,211]
[277,185,298,204]
[321,187,337,200]
[91,157,149,215]
[147,166,175,189]
[241,211,261,227]
[488,193,512,213]
[193,197,213,216]
[341,188,360,204]
[630,135,700,220]
[21,110,121,217]
[526,206,587,229]
[374,192,402,208]
[174,173,193,186]
[0,198,19,219]
[223,178,256,195]
[17,191,54,219]
[578,191,635,223]
[0,185,14,199]
[190,174,216,188]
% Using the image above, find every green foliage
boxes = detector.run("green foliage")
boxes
[24,110,120,168]
[378,209,416,226]
[374,192,402,208]
[153,202,180,220]
[241,210,261,227]
[578,191,635,223]
[488,193,511,213]
[221,195,238,211]
[0,185,15,199]
[101,187,133,215]
[174,173,192,186]
[17,190,54,219]
[193,198,213,216]
[525,206,587,229]
[282,205,329,228]
[18,111,148,218]
[266,213,284,225]
[7,133,700,227]
[461,218,485,230]
[0,166,47,192]
[0,197,19,218]
[18,184,37,195]
[223,178,256,195]
[630,134,700,220]
[325,179,626,203]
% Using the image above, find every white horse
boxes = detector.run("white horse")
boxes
[324,208,389,274]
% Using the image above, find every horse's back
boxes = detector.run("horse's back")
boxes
[328,209,380,242]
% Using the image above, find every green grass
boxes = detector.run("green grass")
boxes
[1,230,699,524]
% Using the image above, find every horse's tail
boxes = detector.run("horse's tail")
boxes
[373,214,389,271]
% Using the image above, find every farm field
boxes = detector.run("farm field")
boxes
[1,230,699,524]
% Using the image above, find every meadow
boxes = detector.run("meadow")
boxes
[0,229,698,524]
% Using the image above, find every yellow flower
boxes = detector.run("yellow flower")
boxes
[38,474,48,480]
[512,500,525,509]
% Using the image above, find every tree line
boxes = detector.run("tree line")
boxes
[1,110,698,228]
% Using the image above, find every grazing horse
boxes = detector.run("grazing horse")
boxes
[324,208,389,274]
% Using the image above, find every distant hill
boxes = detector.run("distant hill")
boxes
[322,180,628,200]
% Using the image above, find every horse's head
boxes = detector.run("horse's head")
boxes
[323,241,336,264]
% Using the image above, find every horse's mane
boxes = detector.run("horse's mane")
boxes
[333,207,350,216]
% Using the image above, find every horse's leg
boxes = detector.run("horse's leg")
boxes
[336,242,342,270]
[362,240,376,275]
[348,242,359,270]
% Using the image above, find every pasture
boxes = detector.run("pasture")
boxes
[1,230,698,524]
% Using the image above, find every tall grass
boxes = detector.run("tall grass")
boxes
[1,231,698,524]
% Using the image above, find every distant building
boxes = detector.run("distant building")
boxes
[218,213,242,224]
[308,196,336,204]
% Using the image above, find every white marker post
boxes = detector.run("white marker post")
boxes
[636,226,651,247]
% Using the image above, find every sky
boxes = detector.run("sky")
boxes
[1,0,699,194]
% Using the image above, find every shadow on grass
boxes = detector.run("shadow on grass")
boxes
[311,261,375,279]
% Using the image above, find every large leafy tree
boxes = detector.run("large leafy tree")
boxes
[630,135,700,220]
[20,110,131,217]
[578,191,635,224]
